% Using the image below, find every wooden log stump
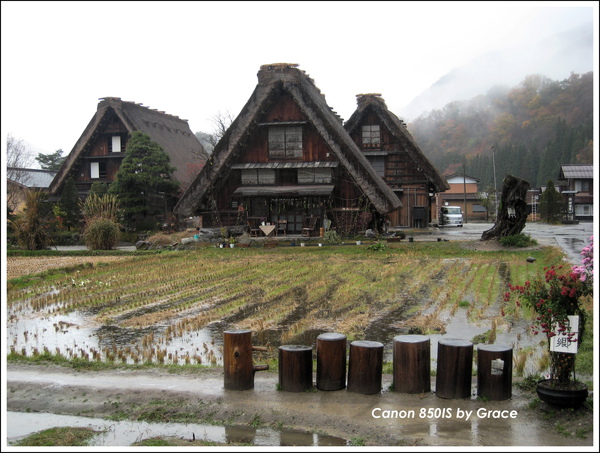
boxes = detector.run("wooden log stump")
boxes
[435,338,473,399]
[347,340,383,395]
[278,345,313,392]
[316,333,347,391]
[393,335,431,393]
[477,344,513,401]
[223,330,268,390]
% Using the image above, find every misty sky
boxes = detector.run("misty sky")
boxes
[1,1,597,161]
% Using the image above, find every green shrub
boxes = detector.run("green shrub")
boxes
[367,241,387,252]
[499,233,537,247]
[51,230,81,245]
[83,218,121,250]
[323,230,341,244]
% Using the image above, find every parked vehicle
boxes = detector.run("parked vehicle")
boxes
[439,206,463,227]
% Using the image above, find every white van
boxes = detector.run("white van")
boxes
[439,206,463,227]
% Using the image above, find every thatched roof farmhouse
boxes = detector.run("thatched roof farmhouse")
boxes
[174,63,402,235]
[345,93,449,228]
[49,97,208,199]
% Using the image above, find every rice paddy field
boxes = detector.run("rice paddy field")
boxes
[6,242,566,375]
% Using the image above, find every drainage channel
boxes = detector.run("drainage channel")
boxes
[6,411,347,447]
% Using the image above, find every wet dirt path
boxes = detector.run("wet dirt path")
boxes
[5,363,593,447]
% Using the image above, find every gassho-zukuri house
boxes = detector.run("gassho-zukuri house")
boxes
[175,63,447,235]
[344,93,449,228]
[48,97,208,203]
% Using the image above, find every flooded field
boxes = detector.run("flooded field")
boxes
[6,243,557,376]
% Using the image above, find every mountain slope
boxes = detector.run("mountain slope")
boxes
[399,23,594,121]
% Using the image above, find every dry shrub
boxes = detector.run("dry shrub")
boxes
[83,218,121,250]
[147,233,176,245]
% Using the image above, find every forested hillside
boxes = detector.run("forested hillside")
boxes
[408,72,593,190]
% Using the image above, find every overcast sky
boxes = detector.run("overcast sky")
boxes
[1,1,597,162]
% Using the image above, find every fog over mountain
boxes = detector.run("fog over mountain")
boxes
[398,23,594,122]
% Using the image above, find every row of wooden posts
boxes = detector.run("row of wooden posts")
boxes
[223,330,513,401]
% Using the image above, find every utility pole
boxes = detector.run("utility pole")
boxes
[491,146,498,221]
[463,163,467,224]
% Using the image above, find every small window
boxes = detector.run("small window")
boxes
[575,204,593,216]
[575,180,590,192]
[268,126,302,158]
[298,168,332,184]
[257,169,275,184]
[241,169,258,185]
[362,125,380,147]
[241,169,275,185]
[366,156,385,177]
[90,162,107,179]
[111,136,122,152]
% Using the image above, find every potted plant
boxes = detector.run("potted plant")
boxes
[504,236,593,407]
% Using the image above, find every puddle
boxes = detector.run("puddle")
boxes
[6,302,545,376]
[6,411,347,447]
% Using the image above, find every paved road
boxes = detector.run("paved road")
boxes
[433,221,594,264]
[52,221,594,265]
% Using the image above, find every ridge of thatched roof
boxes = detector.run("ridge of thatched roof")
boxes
[49,97,207,195]
[175,64,401,216]
[345,94,450,192]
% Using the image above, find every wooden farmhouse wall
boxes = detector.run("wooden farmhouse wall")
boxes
[71,111,129,194]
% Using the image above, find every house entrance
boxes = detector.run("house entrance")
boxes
[246,197,323,234]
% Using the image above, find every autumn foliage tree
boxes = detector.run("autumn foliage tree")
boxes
[410,72,593,189]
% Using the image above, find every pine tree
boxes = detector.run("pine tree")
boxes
[538,180,565,224]
[109,132,179,230]
[89,182,109,196]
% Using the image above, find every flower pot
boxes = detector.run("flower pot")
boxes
[229,244,235,248]
[536,378,588,408]
[318,243,323,247]
[356,241,362,246]
[300,243,306,247]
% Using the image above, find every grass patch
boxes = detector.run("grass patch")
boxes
[12,427,104,446]
[498,233,537,247]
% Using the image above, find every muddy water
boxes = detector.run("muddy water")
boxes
[6,363,593,447]
[7,302,545,377]
[6,412,347,447]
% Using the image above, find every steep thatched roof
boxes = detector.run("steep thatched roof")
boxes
[49,97,207,195]
[175,64,401,216]
[345,94,450,192]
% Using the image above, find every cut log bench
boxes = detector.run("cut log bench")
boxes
[393,335,431,393]
[477,344,513,401]
[223,330,268,390]
[278,345,313,392]
[435,338,474,398]
[225,329,513,398]
[316,333,347,391]
[347,340,384,395]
